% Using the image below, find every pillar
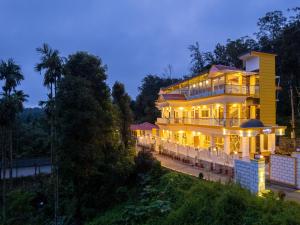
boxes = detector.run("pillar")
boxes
[268,133,276,153]
[241,136,250,158]
[291,152,300,189]
[260,134,265,152]
[210,135,215,149]
[224,135,231,155]
[250,136,256,154]
[223,104,229,127]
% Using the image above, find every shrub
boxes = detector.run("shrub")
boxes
[278,190,286,201]
[134,149,161,174]
[198,172,204,179]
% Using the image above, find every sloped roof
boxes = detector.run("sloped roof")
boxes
[161,94,186,100]
[213,64,240,71]
[130,122,158,131]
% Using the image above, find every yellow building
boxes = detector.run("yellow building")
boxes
[154,51,285,160]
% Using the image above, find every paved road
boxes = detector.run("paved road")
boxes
[153,152,300,203]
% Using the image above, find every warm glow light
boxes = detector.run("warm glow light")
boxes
[247,130,252,137]
[205,80,209,84]
[232,104,237,107]
[193,84,196,88]
[216,104,220,108]
[179,107,184,110]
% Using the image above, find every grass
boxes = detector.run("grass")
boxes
[87,171,300,225]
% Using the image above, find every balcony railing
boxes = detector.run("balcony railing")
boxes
[172,84,259,99]
[156,117,248,127]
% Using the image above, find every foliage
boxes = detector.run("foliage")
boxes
[134,75,180,123]
[88,171,300,225]
[57,52,134,224]
[134,150,160,174]
[15,108,49,158]
[112,81,133,148]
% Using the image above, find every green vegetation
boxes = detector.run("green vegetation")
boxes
[88,168,300,225]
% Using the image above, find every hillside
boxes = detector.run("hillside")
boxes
[88,170,300,225]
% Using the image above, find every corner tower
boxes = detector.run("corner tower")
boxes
[240,51,276,126]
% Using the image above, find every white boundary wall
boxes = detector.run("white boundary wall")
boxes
[234,159,265,193]
[270,155,296,186]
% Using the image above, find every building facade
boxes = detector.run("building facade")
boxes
[152,51,285,161]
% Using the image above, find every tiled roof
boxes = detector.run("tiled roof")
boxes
[130,122,159,131]
[161,94,186,100]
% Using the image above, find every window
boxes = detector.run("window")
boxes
[204,135,210,146]
[201,109,209,118]
[195,109,199,119]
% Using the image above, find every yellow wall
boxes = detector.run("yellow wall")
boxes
[256,52,276,125]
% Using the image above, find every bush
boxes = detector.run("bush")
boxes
[278,190,286,201]
[198,172,204,179]
[134,149,161,174]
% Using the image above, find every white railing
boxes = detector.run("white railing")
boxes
[156,117,248,127]
[156,118,169,124]
[158,139,238,167]
[137,136,155,148]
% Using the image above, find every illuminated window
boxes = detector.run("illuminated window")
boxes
[201,109,209,118]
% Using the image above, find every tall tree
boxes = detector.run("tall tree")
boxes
[0,59,26,224]
[57,52,133,224]
[188,42,207,75]
[112,81,133,148]
[35,43,63,225]
[256,10,287,52]
[134,75,180,123]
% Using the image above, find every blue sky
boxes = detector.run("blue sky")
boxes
[0,0,297,106]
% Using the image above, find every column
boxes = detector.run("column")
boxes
[250,136,256,155]
[268,133,276,154]
[210,135,215,149]
[223,104,229,127]
[260,134,264,152]
[224,135,231,155]
[291,152,300,189]
[241,136,250,158]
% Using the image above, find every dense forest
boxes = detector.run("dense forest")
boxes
[0,7,300,225]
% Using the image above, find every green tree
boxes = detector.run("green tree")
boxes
[112,81,133,148]
[57,52,133,224]
[35,43,63,225]
[0,59,26,224]
[188,42,207,75]
[134,75,180,123]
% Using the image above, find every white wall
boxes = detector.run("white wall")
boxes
[270,155,296,186]
[234,159,265,193]
[245,56,259,72]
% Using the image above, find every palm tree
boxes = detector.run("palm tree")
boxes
[0,59,26,224]
[35,43,63,225]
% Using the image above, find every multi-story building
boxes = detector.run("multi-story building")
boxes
[153,51,285,161]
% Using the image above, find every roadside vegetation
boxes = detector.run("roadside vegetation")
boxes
[88,152,300,225]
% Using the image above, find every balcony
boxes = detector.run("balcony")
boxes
[156,117,248,127]
[171,84,259,99]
